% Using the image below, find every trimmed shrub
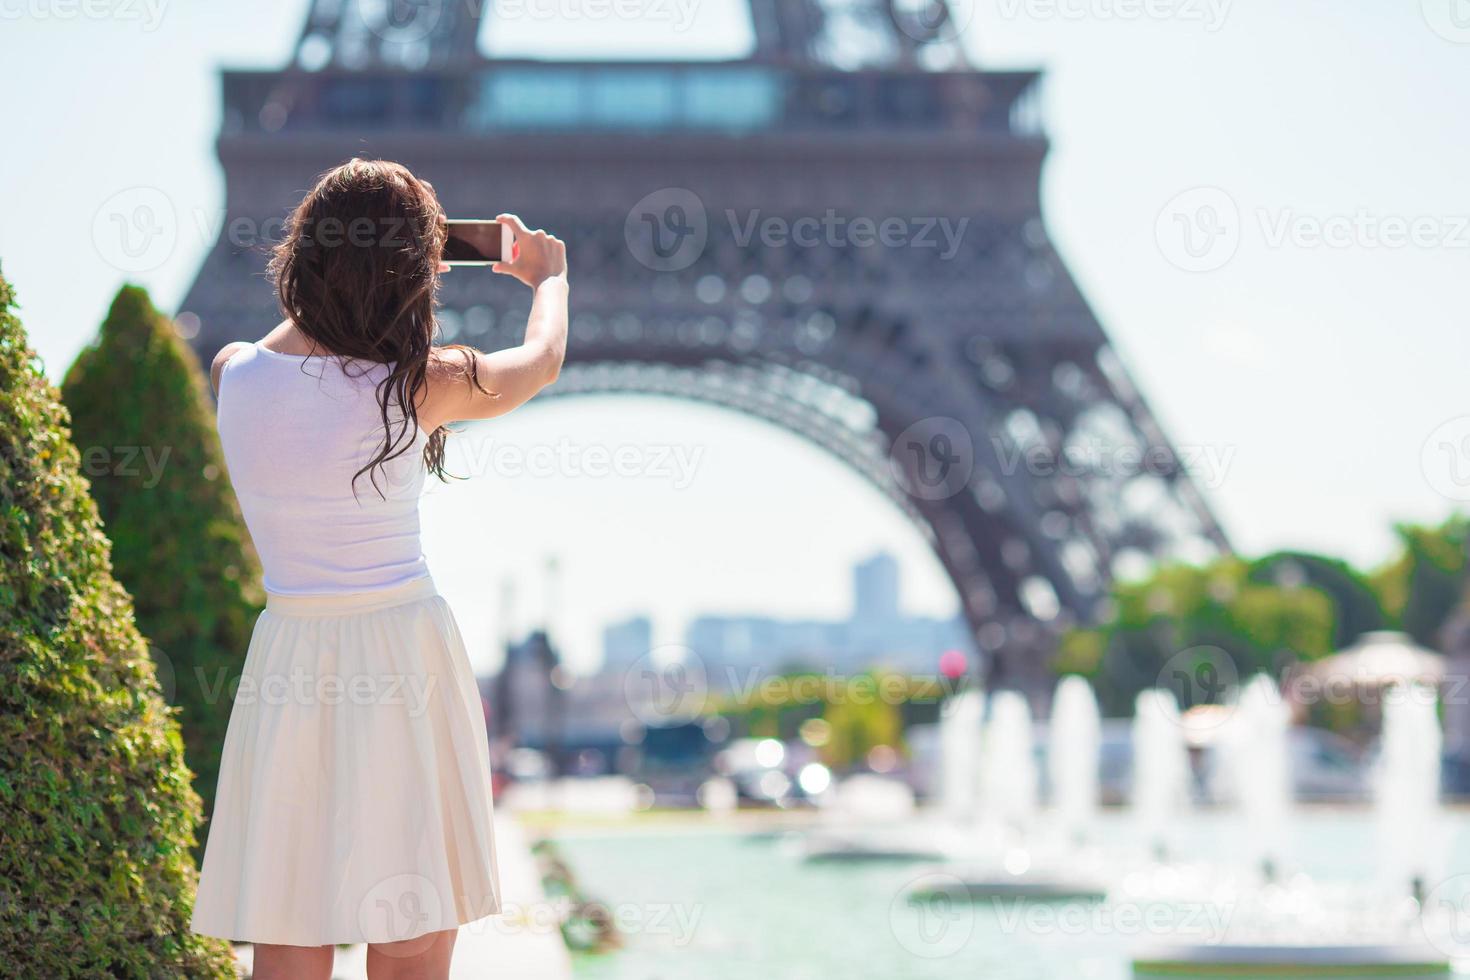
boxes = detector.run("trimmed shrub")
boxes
[0,271,235,975]
[62,286,263,826]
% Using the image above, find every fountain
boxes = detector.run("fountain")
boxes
[1131,688,1192,863]
[940,687,985,825]
[1375,684,1444,903]
[1226,673,1291,880]
[907,682,1108,903]
[1131,677,1451,977]
[1050,674,1102,848]
[979,690,1040,840]
[800,689,982,863]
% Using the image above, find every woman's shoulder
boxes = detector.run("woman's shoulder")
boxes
[210,340,258,396]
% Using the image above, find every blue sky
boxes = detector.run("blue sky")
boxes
[4,1,1469,670]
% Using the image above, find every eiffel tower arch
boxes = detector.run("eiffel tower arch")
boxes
[181,0,1229,691]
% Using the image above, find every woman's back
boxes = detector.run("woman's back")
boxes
[216,341,428,595]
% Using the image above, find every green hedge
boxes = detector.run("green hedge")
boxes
[62,286,263,830]
[0,270,235,976]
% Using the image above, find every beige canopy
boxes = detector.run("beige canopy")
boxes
[1301,631,1445,687]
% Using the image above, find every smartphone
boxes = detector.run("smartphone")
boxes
[443,219,513,265]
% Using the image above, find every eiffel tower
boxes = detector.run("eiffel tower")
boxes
[180,0,1229,691]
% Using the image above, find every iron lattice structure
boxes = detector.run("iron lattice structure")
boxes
[182,0,1229,690]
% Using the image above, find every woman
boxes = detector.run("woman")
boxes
[192,158,568,980]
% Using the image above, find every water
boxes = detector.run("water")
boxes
[555,810,1470,980]
[981,691,1038,837]
[1375,684,1444,897]
[939,689,984,825]
[1130,689,1191,859]
[1050,675,1102,845]
[1222,673,1291,876]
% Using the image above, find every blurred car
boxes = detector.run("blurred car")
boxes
[625,719,721,807]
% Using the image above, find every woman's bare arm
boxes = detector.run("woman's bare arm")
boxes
[419,214,569,430]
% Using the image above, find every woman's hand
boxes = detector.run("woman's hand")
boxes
[493,213,567,289]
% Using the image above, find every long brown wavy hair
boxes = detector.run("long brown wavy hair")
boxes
[268,158,483,496]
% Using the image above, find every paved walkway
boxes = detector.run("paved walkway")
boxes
[234,814,572,979]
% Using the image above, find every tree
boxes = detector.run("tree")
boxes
[0,271,235,976]
[61,286,262,825]
[1055,558,1335,716]
[1248,550,1385,647]
[1370,516,1468,647]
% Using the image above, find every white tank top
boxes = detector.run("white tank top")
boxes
[216,342,430,596]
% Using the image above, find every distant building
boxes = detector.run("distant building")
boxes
[601,615,653,672]
[487,555,972,764]
[852,553,900,623]
[685,553,971,687]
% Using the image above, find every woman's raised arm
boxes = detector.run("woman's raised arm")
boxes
[419,213,568,429]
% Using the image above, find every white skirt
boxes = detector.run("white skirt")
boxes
[192,577,500,946]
